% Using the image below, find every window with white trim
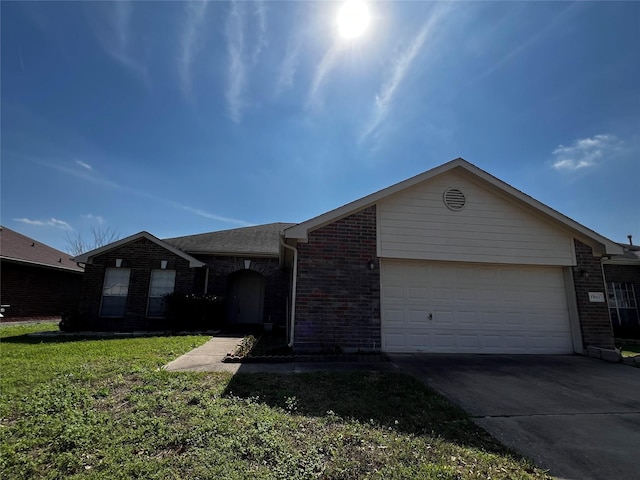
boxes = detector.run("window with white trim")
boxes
[147,269,176,318]
[100,268,130,317]
[607,282,640,328]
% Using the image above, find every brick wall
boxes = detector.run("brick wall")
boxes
[573,239,615,348]
[193,255,290,326]
[79,238,198,331]
[0,262,82,318]
[603,262,640,338]
[294,206,380,353]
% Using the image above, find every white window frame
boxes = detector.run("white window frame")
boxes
[606,281,640,327]
[147,269,176,318]
[100,268,131,318]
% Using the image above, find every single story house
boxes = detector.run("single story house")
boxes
[0,226,84,319]
[74,158,636,353]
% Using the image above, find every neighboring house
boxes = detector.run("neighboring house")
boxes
[0,226,84,318]
[74,159,630,353]
[602,240,640,339]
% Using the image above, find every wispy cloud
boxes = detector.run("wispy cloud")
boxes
[225,1,246,123]
[24,154,250,227]
[251,0,267,64]
[179,206,251,226]
[75,159,93,170]
[14,217,72,230]
[360,7,447,144]
[307,43,341,109]
[552,134,621,171]
[275,36,301,96]
[178,0,209,99]
[471,3,579,87]
[86,1,148,81]
[82,213,105,225]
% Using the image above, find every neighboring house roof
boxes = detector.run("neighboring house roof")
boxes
[284,158,623,256]
[604,243,640,265]
[73,231,205,268]
[0,226,84,273]
[163,222,295,257]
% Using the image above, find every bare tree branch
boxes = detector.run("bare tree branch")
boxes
[66,226,120,256]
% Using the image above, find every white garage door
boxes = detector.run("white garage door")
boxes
[381,260,573,353]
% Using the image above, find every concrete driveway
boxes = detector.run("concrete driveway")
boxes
[391,354,640,480]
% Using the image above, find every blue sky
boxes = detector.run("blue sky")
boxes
[2,1,638,253]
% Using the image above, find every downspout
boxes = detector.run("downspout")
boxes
[203,266,209,294]
[280,238,298,348]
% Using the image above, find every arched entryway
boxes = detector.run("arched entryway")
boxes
[226,269,265,324]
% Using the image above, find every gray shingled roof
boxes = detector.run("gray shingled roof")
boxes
[163,222,295,256]
[0,226,84,272]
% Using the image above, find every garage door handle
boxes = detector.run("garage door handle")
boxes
[428,313,433,320]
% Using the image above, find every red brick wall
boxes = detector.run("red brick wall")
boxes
[79,238,198,331]
[193,255,290,326]
[294,206,380,352]
[573,239,615,348]
[0,262,82,318]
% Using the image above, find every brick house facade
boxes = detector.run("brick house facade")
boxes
[75,226,292,332]
[79,237,201,331]
[74,160,632,352]
[294,206,380,352]
[572,239,615,348]
[194,255,290,329]
[1,262,82,318]
[0,226,83,319]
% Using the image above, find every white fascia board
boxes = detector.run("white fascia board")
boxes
[73,231,206,268]
[284,157,623,256]
[458,166,623,256]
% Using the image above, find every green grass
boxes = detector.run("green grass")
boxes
[1,323,552,479]
[620,344,640,357]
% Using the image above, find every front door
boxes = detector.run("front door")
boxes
[226,270,265,324]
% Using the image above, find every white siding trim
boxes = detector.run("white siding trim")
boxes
[378,171,576,266]
[563,267,584,353]
[284,158,622,257]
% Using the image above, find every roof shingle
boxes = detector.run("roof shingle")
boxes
[0,226,83,272]
[163,222,295,256]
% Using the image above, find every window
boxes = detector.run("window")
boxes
[607,282,640,328]
[100,268,130,317]
[148,270,176,318]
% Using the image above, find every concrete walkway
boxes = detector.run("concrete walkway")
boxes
[164,336,245,372]
[163,336,397,374]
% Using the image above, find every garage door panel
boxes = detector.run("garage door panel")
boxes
[458,311,478,326]
[384,309,403,325]
[383,286,404,300]
[381,260,573,354]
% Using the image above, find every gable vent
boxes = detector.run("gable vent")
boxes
[443,188,466,211]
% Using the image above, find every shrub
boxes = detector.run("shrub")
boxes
[59,310,87,332]
[165,293,225,330]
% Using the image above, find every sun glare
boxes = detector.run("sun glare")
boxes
[337,0,370,39]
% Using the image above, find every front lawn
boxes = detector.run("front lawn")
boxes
[0,323,551,479]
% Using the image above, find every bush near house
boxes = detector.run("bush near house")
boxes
[165,293,225,330]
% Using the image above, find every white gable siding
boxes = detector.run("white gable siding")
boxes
[377,171,576,266]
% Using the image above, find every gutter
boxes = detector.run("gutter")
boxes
[280,238,298,349]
